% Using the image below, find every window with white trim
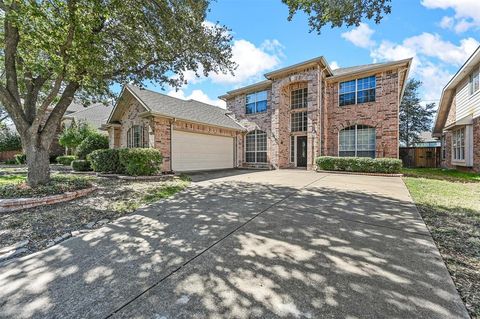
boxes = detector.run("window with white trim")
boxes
[127,125,147,148]
[245,130,267,163]
[246,91,268,114]
[291,111,307,132]
[452,128,465,161]
[339,125,376,158]
[291,87,308,109]
[470,68,479,95]
[441,135,446,160]
[339,75,376,106]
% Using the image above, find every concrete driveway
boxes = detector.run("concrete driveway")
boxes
[0,170,469,319]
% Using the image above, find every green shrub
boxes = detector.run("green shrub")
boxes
[76,133,109,159]
[118,148,163,176]
[316,156,402,174]
[14,153,26,164]
[56,155,77,166]
[3,159,17,165]
[88,149,122,173]
[71,159,92,171]
[0,130,22,152]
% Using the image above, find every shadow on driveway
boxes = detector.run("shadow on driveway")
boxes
[0,171,469,319]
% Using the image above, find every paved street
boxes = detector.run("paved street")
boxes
[0,170,469,318]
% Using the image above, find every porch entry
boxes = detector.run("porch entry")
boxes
[296,136,307,167]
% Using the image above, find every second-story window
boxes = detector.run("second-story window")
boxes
[246,91,267,114]
[470,68,479,95]
[291,111,307,132]
[339,75,376,106]
[291,88,308,109]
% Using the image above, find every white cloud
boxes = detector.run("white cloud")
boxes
[422,0,480,32]
[329,61,340,70]
[341,23,376,48]
[370,33,479,102]
[439,16,454,29]
[167,89,226,108]
[209,39,282,84]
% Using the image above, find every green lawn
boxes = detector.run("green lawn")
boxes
[0,174,27,185]
[403,168,480,318]
[402,167,480,182]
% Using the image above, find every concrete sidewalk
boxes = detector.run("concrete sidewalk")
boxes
[0,170,469,319]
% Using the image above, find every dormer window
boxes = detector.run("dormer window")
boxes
[246,91,267,114]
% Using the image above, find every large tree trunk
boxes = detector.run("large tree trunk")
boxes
[24,136,51,187]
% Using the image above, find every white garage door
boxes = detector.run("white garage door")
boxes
[172,130,234,171]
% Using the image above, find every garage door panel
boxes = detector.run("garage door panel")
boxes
[172,130,234,171]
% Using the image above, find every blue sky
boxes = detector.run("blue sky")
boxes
[152,0,480,108]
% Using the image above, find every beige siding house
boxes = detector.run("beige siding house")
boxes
[433,45,480,172]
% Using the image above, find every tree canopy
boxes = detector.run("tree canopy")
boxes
[282,0,392,33]
[399,79,437,147]
[0,0,234,185]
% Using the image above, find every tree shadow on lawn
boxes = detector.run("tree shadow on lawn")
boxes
[0,179,469,319]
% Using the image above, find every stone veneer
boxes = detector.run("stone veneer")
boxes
[226,67,402,170]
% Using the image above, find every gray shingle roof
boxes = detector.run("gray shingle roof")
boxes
[331,59,412,77]
[126,85,243,130]
[67,103,112,129]
[332,62,390,77]
[66,102,87,114]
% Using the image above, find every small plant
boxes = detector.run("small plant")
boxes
[56,155,77,166]
[71,159,92,171]
[76,133,109,159]
[0,127,22,152]
[118,148,163,176]
[14,153,26,164]
[316,156,402,174]
[58,121,95,154]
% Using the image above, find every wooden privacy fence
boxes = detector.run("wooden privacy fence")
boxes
[0,150,21,162]
[399,147,440,168]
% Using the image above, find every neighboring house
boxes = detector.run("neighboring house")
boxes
[433,45,480,172]
[104,85,244,172]
[62,103,112,131]
[220,56,412,170]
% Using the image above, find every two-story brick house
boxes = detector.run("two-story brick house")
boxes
[220,56,412,170]
[433,45,480,172]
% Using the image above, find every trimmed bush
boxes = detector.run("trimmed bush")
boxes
[14,153,26,164]
[56,155,77,166]
[88,149,122,173]
[76,133,109,159]
[316,156,402,174]
[71,159,92,171]
[118,148,163,176]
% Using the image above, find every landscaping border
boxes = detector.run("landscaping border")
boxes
[316,169,403,177]
[96,173,175,181]
[0,186,97,213]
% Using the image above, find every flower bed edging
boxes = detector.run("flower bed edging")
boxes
[0,186,97,213]
[96,173,175,181]
[316,169,403,177]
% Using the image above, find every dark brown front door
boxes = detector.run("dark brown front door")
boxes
[296,136,307,167]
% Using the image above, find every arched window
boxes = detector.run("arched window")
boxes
[245,130,267,163]
[127,125,147,148]
[339,125,376,158]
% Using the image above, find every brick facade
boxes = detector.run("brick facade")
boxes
[109,90,240,173]
[226,66,403,170]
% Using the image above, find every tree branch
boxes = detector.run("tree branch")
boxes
[40,81,79,143]
[4,3,22,106]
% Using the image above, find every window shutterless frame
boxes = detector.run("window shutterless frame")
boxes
[338,75,376,107]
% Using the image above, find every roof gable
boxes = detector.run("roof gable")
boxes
[108,85,243,131]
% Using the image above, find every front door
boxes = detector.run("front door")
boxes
[296,136,307,167]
